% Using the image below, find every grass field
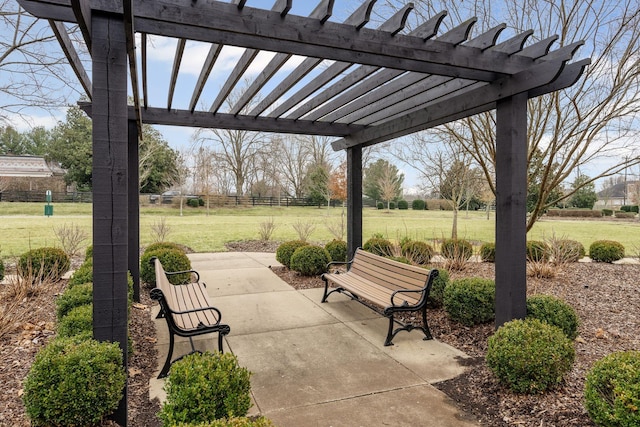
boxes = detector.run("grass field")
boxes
[0,201,638,259]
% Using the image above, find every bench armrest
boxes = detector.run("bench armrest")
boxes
[170,305,223,320]
[165,269,200,283]
[326,259,352,272]
[390,288,424,308]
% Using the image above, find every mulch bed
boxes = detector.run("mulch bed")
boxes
[1,242,638,427]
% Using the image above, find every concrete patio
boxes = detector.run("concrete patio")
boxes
[149,252,480,427]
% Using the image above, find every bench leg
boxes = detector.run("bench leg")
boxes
[158,331,175,379]
[384,314,396,346]
[421,304,433,341]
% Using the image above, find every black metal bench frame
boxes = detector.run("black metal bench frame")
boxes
[321,249,438,346]
[150,257,230,378]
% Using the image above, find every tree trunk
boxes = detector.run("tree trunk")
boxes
[451,208,458,239]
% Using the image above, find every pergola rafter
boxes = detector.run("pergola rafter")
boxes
[17,1,589,425]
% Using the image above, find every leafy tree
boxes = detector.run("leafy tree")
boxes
[363,159,403,202]
[48,106,93,189]
[23,126,52,156]
[0,126,26,154]
[306,164,330,208]
[139,125,179,194]
[329,161,347,203]
[569,174,597,209]
[527,149,563,215]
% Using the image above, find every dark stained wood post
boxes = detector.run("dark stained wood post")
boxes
[495,93,528,328]
[128,119,140,302]
[92,11,128,426]
[346,145,363,260]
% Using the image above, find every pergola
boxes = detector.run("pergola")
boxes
[18,0,588,424]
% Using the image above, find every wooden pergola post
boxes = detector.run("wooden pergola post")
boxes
[128,119,140,302]
[494,92,528,328]
[91,10,129,426]
[347,145,363,260]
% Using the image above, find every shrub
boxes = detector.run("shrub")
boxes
[443,278,495,326]
[187,198,200,207]
[526,240,549,262]
[486,318,575,394]
[376,202,384,210]
[556,239,585,263]
[615,211,634,219]
[401,241,434,265]
[180,417,275,427]
[397,200,409,210]
[325,239,348,263]
[363,237,394,257]
[18,247,70,282]
[479,242,495,262]
[387,256,410,264]
[584,350,640,427]
[290,245,330,276]
[22,337,126,426]
[57,303,93,339]
[526,295,579,340]
[275,240,308,268]
[141,248,192,286]
[411,199,426,210]
[427,268,449,308]
[589,240,625,263]
[198,198,205,206]
[440,238,473,261]
[143,241,183,255]
[388,201,396,210]
[620,205,639,213]
[56,283,93,320]
[602,208,613,217]
[84,244,93,260]
[160,352,251,425]
[67,258,93,288]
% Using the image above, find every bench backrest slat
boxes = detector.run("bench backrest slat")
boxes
[350,249,430,291]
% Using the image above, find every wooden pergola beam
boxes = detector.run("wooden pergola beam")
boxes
[48,20,92,98]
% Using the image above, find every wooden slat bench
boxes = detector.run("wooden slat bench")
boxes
[321,248,439,346]
[150,257,230,378]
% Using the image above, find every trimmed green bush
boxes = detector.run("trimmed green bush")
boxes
[160,352,252,426]
[68,258,93,288]
[376,202,384,209]
[275,240,308,268]
[479,242,495,262]
[18,247,70,282]
[143,241,184,255]
[602,209,613,217]
[84,244,93,260]
[57,303,93,339]
[444,277,495,326]
[22,337,126,427]
[589,240,625,263]
[401,241,434,265]
[486,318,575,394]
[290,245,330,276]
[526,240,549,262]
[56,283,93,320]
[175,417,274,427]
[363,237,394,257]
[584,350,640,427]
[526,294,579,340]
[397,200,409,210]
[141,247,192,286]
[187,198,200,207]
[427,268,449,308]
[620,205,639,213]
[411,199,426,210]
[440,238,473,261]
[325,239,348,263]
[388,201,396,210]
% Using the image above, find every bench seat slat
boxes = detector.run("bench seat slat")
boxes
[328,273,421,307]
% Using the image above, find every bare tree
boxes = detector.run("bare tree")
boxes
[1,3,78,123]
[381,0,640,231]
[273,135,311,198]
[378,161,402,210]
[192,84,266,196]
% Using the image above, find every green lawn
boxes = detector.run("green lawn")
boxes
[0,202,638,259]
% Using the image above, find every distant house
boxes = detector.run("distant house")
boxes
[594,181,640,209]
[0,155,67,195]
